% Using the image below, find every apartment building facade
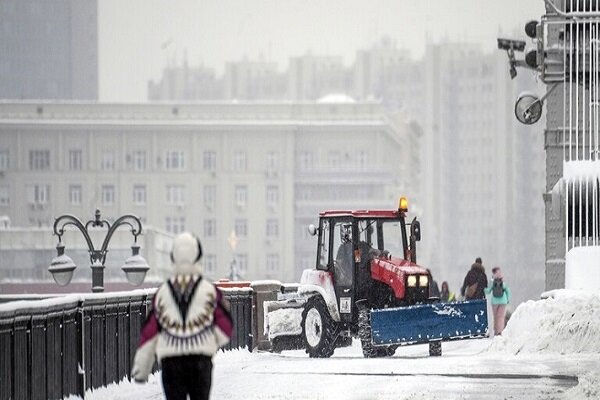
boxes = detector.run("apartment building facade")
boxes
[0,101,420,283]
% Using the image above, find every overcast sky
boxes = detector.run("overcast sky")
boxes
[98,0,545,102]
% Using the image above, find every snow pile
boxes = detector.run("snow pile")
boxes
[563,160,600,182]
[265,306,303,339]
[565,246,600,290]
[489,290,600,354]
[563,371,600,399]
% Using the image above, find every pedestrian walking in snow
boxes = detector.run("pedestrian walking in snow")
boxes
[460,257,488,300]
[427,268,440,298]
[484,266,511,335]
[132,232,233,400]
[440,281,455,302]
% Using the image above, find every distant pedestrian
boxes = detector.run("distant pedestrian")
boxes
[426,268,440,298]
[440,281,456,302]
[484,266,511,335]
[460,257,488,300]
[132,232,233,400]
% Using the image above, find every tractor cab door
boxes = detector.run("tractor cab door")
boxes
[321,218,355,322]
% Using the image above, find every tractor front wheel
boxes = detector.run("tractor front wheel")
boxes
[301,296,339,358]
[357,303,396,357]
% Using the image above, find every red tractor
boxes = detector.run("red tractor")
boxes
[266,197,487,358]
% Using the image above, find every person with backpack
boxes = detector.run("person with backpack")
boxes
[440,281,456,302]
[484,266,511,336]
[460,257,488,300]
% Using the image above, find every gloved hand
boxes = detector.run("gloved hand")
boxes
[131,365,149,383]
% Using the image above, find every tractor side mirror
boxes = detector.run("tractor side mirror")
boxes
[307,224,317,236]
[410,218,421,242]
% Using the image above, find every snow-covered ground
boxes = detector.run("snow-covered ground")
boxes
[69,290,600,400]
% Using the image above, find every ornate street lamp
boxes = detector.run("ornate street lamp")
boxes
[48,209,150,292]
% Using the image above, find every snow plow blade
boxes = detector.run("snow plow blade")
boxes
[370,300,488,346]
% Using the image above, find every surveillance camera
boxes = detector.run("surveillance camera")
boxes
[515,92,543,125]
[497,38,526,52]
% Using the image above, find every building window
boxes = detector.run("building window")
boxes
[29,150,50,170]
[203,151,217,171]
[234,219,247,238]
[132,151,146,171]
[101,152,115,171]
[266,151,279,172]
[233,151,247,171]
[204,185,216,209]
[299,151,314,171]
[133,185,146,205]
[0,185,9,206]
[235,185,247,207]
[166,185,185,205]
[0,150,8,171]
[266,254,280,274]
[204,254,217,276]
[166,216,186,234]
[69,149,82,171]
[101,185,115,205]
[204,218,217,238]
[26,184,50,205]
[69,185,82,206]
[266,219,279,238]
[266,185,279,208]
[166,151,185,171]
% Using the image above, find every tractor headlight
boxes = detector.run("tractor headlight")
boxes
[419,275,429,287]
[407,275,417,287]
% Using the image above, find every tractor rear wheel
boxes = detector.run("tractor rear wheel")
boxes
[301,296,339,358]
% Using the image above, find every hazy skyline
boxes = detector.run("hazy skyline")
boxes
[98,0,544,101]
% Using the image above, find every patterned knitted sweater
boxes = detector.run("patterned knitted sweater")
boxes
[131,274,233,382]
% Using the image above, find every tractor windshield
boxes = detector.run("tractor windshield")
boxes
[358,218,406,260]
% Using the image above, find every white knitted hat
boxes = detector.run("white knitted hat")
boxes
[171,232,203,275]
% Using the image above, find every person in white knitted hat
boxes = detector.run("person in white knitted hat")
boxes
[132,232,233,400]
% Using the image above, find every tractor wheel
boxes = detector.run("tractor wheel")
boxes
[335,334,353,348]
[301,296,339,358]
[429,341,442,357]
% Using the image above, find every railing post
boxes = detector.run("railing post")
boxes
[0,309,14,400]
[13,306,31,400]
[30,307,47,400]
[250,281,282,352]
[46,304,63,399]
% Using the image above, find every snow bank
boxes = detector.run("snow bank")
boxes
[563,371,600,399]
[565,246,600,290]
[489,290,600,354]
[563,160,600,182]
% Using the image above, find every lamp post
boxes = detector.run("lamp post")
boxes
[48,209,150,293]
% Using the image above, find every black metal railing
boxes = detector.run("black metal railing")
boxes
[0,287,253,400]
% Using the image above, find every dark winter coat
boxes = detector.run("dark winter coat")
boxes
[460,263,488,300]
[429,279,440,298]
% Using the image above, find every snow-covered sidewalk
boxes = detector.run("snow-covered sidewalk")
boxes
[70,290,600,400]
